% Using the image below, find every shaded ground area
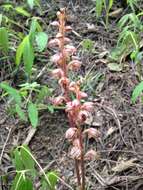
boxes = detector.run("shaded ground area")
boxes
[0,1,143,190]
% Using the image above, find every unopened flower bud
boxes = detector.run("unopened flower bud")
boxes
[51,68,64,79]
[83,128,100,139]
[70,146,81,160]
[65,128,77,141]
[84,150,97,160]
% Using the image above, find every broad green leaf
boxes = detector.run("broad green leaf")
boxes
[12,149,24,171]
[11,174,33,190]
[23,36,34,75]
[10,173,23,190]
[118,13,140,30]
[107,63,122,71]
[0,27,8,54]
[30,18,42,32]
[126,31,139,50]
[27,0,34,9]
[130,49,138,61]
[118,14,130,29]
[109,0,113,10]
[47,172,58,189]
[20,145,35,171]
[35,20,43,32]
[16,36,27,66]
[0,83,21,104]
[41,171,58,190]
[131,81,143,103]
[29,18,42,42]
[35,32,48,52]
[41,180,47,190]
[96,0,103,18]
[134,51,143,64]
[15,104,27,121]
[118,29,139,50]
[28,102,38,128]
[19,178,33,190]
[15,7,31,17]
[29,18,37,42]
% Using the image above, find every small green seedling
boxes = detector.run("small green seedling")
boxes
[0,82,53,128]
[11,145,58,190]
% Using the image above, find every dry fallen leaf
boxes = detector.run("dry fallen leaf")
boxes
[112,158,137,172]
[109,8,123,18]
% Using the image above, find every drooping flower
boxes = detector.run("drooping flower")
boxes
[52,96,65,106]
[52,68,64,79]
[70,146,81,160]
[65,128,77,141]
[50,21,59,27]
[65,26,72,32]
[72,138,81,148]
[77,110,89,124]
[64,37,71,44]
[51,53,63,64]
[68,60,81,71]
[58,77,70,89]
[64,45,77,55]
[48,39,60,48]
[68,81,78,92]
[66,99,80,112]
[83,128,100,139]
[84,150,97,160]
[78,91,88,99]
[56,33,63,39]
[81,102,94,112]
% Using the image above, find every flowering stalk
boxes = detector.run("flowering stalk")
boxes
[49,8,99,190]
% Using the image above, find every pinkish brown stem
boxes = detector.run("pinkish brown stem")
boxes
[75,159,81,187]
[79,128,85,190]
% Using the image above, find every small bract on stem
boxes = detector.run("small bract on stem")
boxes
[49,8,99,190]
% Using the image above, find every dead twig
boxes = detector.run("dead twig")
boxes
[23,127,37,145]
[0,127,12,165]
[95,102,127,146]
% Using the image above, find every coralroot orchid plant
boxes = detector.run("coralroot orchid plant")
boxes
[49,8,99,190]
